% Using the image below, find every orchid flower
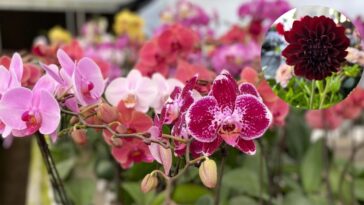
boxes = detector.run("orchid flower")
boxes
[0,53,24,136]
[148,111,172,174]
[42,49,105,108]
[0,75,60,138]
[186,70,272,155]
[105,69,157,113]
[150,73,184,114]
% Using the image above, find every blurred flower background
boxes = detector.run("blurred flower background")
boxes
[1,0,364,205]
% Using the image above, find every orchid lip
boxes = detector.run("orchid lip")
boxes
[123,93,138,108]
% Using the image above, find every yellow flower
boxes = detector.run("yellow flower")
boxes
[48,26,72,45]
[113,10,144,42]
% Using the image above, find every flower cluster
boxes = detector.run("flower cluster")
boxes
[137,24,199,77]
[238,0,291,39]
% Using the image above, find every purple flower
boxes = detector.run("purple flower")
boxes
[0,76,60,138]
[211,43,259,76]
[186,70,272,155]
[73,57,105,106]
[42,49,105,107]
[238,0,291,35]
[0,53,23,136]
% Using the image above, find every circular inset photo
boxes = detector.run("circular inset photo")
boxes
[261,6,363,109]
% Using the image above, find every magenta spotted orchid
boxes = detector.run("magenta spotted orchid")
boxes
[186,70,272,154]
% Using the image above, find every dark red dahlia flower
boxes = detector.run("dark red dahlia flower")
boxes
[282,15,350,80]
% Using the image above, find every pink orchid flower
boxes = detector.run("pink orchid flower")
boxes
[105,69,157,113]
[148,112,172,174]
[186,70,272,155]
[112,138,154,169]
[0,75,60,138]
[42,49,105,107]
[151,73,184,114]
[72,57,105,106]
[0,53,24,136]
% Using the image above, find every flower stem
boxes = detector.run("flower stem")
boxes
[309,80,315,109]
[35,133,71,205]
[214,147,226,205]
[319,79,329,109]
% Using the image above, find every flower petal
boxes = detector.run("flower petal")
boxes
[38,90,61,135]
[57,49,75,76]
[0,87,32,130]
[9,53,23,86]
[238,82,261,100]
[234,95,272,140]
[186,96,219,143]
[235,139,256,155]
[148,143,172,174]
[40,63,64,85]
[209,70,237,110]
[105,77,130,106]
[190,136,223,157]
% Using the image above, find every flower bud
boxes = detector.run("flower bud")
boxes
[70,116,79,125]
[71,129,88,145]
[96,103,119,123]
[140,173,158,193]
[199,158,217,188]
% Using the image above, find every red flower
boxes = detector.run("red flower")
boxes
[112,138,154,169]
[186,70,272,155]
[219,25,246,44]
[282,16,350,80]
[136,24,199,77]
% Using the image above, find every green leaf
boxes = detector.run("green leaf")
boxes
[173,184,211,204]
[65,179,96,205]
[223,168,267,199]
[122,182,155,205]
[95,160,115,180]
[195,195,214,205]
[355,179,364,201]
[283,192,311,205]
[56,158,75,179]
[229,196,258,205]
[300,139,324,193]
[285,109,311,160]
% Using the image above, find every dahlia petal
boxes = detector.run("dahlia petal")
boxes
[186,96,219,143]
[38,90,61,135]
[234,95,272,140]
[210,70,237,110]
[238,83,261,99]
[0,87,32,130]
[235,139,256,155]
